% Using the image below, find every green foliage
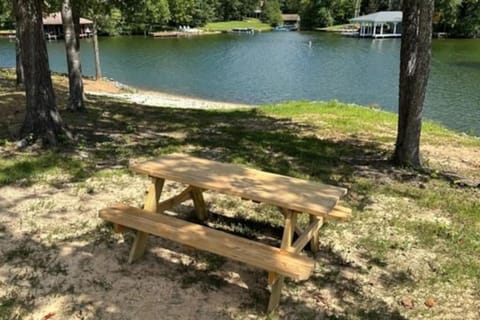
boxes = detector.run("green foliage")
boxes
[96,7,123,35]
[453,0,480,37]
[261,0,283,26]
[299,0,356,29]
[122,0,170,33]
[0,0,13,29]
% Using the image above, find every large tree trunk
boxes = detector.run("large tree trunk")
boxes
[17,0,66,146]
[393,0,434,168]
[13,1,24,86]
[92,18,102,80]
[61,0,85,111]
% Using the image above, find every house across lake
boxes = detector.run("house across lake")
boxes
[43,12,93,40]
[350,11,402,38]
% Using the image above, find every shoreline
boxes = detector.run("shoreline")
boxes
[86,86,256,110]
[60,73,257,110]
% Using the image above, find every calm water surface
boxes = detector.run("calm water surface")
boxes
[0,32,479,135]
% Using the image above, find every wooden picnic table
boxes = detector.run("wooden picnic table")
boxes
[99,153,350,312]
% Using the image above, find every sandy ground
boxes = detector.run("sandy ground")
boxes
[78,77,254,110]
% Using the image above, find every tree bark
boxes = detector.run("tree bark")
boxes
[13,1,24,87]
[393,0,434,168]
[17,0,66,146]
[92,18,103,80]
[61,0,85,111]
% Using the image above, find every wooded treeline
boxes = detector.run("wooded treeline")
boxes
[293,0,478,37]
[0,0,478,37]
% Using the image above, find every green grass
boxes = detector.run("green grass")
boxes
[0,152,87,186]
[202,19,272,32]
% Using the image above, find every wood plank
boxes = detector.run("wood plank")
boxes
[268,210,297,313]
[291,218,321,254]
[328,205,352,221]
[156,186,193,213]
[309,215,323,253]
[130,154,347,218]
[128,178,164,263]
[190,187,209,221]
[100,205,314,281]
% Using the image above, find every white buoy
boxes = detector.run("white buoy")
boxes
[308,41,312,47]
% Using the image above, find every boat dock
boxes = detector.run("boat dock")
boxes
[150,30,220,38]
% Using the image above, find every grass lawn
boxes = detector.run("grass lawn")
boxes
[1,69,479,319]
[202,19,272,32]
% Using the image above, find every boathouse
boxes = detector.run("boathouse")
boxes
[350,11,402,38]
[281,14,301,30]
[43,12,93,39]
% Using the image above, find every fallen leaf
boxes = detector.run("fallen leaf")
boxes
[42,312,55,320]
[424,298,435,308]
[400,297,414,309]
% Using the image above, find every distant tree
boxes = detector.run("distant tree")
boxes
[16,0,68,146]
[168,0,193,25]
[299,0,356,28]
[281,0,301,13]
[393,0,435,167]
[434,0,461,32]
[122,0,170,35]
[61,0,85,111]
[453,0,480,37]
[262,0,283,26]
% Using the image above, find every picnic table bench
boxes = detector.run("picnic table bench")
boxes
[99,154,351,312]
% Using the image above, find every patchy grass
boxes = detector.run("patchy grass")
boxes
[1,69,479,319]
[0,152,87,186]
[203,19,272,32]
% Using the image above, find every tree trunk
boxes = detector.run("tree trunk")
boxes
[393,0,434,168]
[354,0,362,17]
[17,0,67,146]
[15,25,24,87]
[92,18,102,80]
[13,1,24,86]
[61,0,85,111]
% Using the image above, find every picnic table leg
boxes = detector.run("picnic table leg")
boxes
[309,215,324,253]
[128,177,165,263]
[190,187,209,221]
[268,209,297,313]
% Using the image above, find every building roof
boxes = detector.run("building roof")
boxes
[351,11,402,23]
[43,12,93,25]
[281,14,301,22]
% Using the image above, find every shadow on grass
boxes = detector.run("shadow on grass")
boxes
[64,97,389,188]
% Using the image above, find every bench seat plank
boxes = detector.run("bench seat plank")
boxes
[100,204,315,280]
[130,154,347,218]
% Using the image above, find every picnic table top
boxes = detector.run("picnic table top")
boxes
[130,154,347,217]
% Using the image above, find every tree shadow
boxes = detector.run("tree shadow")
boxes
[0,218,408,320]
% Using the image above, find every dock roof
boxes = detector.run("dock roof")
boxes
[43,12,93,25]
[351,11,402,23]
[281,14,301,22]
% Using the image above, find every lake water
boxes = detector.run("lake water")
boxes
[0,32,479,135]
